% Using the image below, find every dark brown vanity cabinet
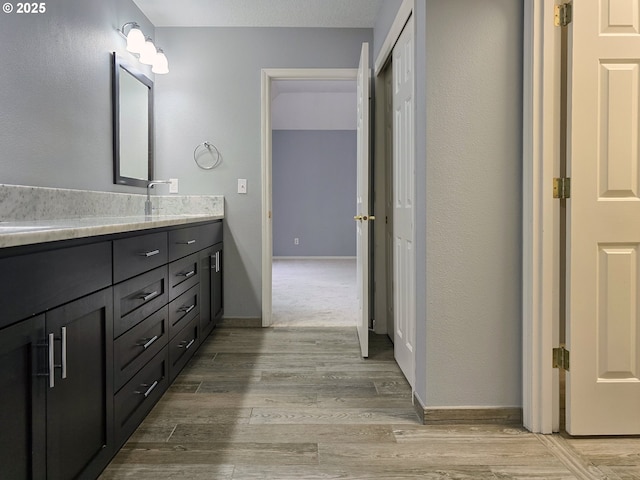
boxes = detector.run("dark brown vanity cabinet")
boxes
[0,315,46,480]
[0,219,222,479]
[199,240,223,339]
[45,288,114,480]
[211,242,224,323]
[0,243,113,480]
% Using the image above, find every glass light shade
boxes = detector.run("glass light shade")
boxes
[152,51,169,74]
[125,26,145,54]
[138,38,157,65]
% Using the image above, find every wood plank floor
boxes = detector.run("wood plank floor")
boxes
[100,327,640,479]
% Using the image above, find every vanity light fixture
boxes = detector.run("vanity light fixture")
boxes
[118,22,169,74]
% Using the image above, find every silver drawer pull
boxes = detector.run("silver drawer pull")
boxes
[140,249,160,257]
[140,291,159,302]
[179,304,195,314]
[136,380,159,398]
[139,335,159,349]
[179,338,195,350]
[178,270,195,278]
[177,240,196,245]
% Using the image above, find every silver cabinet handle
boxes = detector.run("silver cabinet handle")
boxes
[215,251,220,273]
[60,326,67,380]
[140,291,159,302]
[179,304,195,314]
[180,338,195,350]
[177,240,196,245]
[140,249,160,257]
[140,335,159,350]
[47,328,67,388]
[178,270,195,278]
[136,380,159,398]
[48,333,55,388]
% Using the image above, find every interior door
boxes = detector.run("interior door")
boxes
[567,0,640,434]
[393,17,415,387]
[356,42,371,358]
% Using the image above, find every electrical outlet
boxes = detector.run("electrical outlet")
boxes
[294,237,299,245]
[169,178,179,194]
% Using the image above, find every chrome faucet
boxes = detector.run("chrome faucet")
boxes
[145,180,172,216]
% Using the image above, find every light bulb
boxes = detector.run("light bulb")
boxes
[152,50,169,74]
[125,25,145,54]
[139,38,157,65]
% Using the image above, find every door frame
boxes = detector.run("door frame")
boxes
[260,68,358,327]
[522,0,562,434]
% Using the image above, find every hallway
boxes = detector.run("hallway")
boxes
[101,327,640,479]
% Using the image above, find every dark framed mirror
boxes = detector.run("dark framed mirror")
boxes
[112,52,154,187]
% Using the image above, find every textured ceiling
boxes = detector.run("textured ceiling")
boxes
[133,0,383,28]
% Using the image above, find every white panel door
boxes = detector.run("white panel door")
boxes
[393,17,415,387]
[356,42,371,358]
[568,0,640,435]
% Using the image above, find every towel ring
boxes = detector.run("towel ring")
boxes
[194,141,222,170]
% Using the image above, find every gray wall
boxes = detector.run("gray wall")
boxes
[0,0,154,194]
[419,0,523,408]
[153,27,373,319]
[373,0,403,60]
[272,130,356,257]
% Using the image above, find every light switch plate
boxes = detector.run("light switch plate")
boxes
[169,178,179,194]
[238,178,247,194]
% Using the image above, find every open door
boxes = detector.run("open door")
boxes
[567,0,640,434]
[355,42,371,358]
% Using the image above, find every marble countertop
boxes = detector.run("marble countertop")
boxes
[0,214,224,249]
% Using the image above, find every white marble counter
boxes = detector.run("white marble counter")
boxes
[0,214,224,249]
[0,184,225,249]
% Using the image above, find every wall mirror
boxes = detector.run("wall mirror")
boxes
[112,53,154,187]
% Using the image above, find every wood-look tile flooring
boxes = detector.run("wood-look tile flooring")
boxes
[101,327,640,479]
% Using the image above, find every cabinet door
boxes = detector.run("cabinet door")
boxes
[212,242,223,322]
[0,316,46,480]
[46,288,114,480]
[199,246,214,338]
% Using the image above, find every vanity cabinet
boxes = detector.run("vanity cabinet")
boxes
[212,242,224,323]
[0,315,46,479]
[199,241,223,339]
[45,288,114,480]
[0,219,222,479]
[0,243,113,480]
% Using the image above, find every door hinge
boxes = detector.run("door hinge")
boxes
[553,177,571,199]
[553,346,570,370]
[555,3,572,27]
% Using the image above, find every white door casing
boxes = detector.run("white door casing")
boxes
[566,0,640,435]
[356,42,371,358]
[393,17,415,387]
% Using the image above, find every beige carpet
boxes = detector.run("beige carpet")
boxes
[271,257,358,327]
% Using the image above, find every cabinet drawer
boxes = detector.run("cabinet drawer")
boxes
[114,346,169,448]
[169,252,199,300]
[168,222,221,262]
[113,232,168,283]
[114,306,169,391]
[168,285,199,338]
[169,315,199,382]
[114,266,168,338]
[0,242,111,330]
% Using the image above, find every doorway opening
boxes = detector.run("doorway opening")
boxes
[270,80,358,327]
[261,69,359,328]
